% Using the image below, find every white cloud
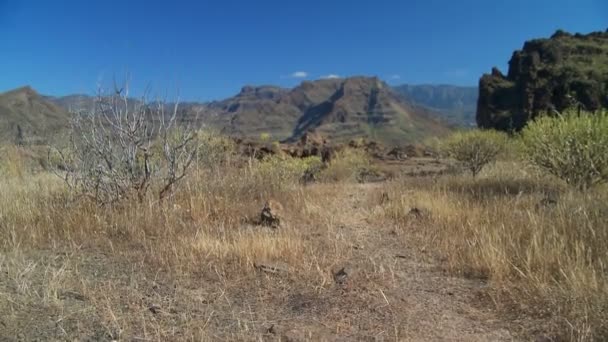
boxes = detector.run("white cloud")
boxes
[321,74,341,79]
[389,74,401,80]
[290,71,308,78]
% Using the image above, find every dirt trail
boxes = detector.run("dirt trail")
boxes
[312,183,515,341]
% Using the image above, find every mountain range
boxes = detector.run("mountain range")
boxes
[392,84,477,126]
[0,77,478,146]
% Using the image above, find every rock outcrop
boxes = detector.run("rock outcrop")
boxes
[477,29,608,131]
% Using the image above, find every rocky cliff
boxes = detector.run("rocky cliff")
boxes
[477,29,608,130]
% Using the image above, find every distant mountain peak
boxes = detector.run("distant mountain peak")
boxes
[0,86,69,144]
[1,85,38,99]
[392,84,478,126]
[196,76,450,145]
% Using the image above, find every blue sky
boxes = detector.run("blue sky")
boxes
[0,0,606,101]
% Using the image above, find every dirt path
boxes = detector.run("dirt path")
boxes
[311,183,515,341]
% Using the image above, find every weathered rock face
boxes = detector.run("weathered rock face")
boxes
[477,29,608,131]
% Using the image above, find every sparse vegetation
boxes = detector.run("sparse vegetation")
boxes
[2,132,607,340]
[381,160,608,341]
[521,109,608,190]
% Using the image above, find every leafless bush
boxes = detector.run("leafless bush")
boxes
[51,83,197,204]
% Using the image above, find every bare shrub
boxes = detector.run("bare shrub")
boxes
[51,83,198,204]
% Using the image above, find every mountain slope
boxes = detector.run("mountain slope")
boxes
[477,29,608,131]
[0,86,70,143]
[195,77,451,145]
[7,77,450,146]
[392,84,477,126]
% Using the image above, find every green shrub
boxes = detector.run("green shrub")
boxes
[320,148,371,182]
[253,155,323,192]
[521,109,608,190]
[439,129,509,177]
[196,130,236,167]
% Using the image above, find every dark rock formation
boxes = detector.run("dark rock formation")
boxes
[477,29,608,131]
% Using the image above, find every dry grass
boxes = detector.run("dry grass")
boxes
[380,161,608,341]
[2,146,606,340]
[0,155,367,340]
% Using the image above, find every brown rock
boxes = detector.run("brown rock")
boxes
[254,260,290,274]
[407,207,431,220]
[260,199,284,228]
[332,265,356,285]
[379,192,390,205]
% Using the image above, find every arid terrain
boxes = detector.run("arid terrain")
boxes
[1,138,606,341]
[0,155,507,341]
[1,23,607,342]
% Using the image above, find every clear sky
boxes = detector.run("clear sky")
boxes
[0,0,606,101]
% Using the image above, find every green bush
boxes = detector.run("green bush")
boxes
[319,148,372,182]
[439,129,509,177]
[521,109,608,190]
[196,130,236,167]
[253,155,323,192]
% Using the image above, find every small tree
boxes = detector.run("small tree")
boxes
[521,109,608,190]
[440,129,508,177]
[51,82,198,205]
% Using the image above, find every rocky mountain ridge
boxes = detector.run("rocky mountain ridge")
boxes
[477,29,608,130]
[0,77,452,145]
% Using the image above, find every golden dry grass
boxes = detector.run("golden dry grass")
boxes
[1,147,606,341]
[0,156,368,340]
[379,161,608,341]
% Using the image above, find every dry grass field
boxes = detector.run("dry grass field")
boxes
[0,144,606,341]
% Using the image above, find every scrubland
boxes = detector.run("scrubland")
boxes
[0,128,606,341]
